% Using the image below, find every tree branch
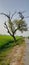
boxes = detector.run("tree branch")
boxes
[4,22,12,36]
[11,11,16,19]
[13,28,18,34]
[0,13,10,19]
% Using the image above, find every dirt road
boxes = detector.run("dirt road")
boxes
[10,38,29,65]
[10,45,25,65]
[23,38,29,65]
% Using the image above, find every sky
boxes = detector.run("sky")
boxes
[0,0,29,36]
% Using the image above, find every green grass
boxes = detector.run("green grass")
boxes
[0,35,25,53]
[0,35,13,47]
[0,35,25,65]
[0,35,24,49]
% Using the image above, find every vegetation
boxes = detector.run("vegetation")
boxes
[0,11,27,42]
[0,35,25,65]
[0,35,24,50]
[28,36,29,39]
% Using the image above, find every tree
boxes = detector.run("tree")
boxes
[0,11,27,42]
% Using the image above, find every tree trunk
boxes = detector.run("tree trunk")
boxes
[12,35,16,42]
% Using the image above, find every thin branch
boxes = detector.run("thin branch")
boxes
[0,13,10,19]
[13,25,21,34]
[11,11,16,19]
[13,28,18,34]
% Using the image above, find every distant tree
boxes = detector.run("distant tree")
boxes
[28,36,29,39]
[0,11,27,42]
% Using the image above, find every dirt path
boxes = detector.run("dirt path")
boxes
[9,45,25,65]
[4,38,29,65]
[0,44,25,65]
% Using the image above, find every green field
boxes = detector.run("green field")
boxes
[0,35,24,50]
[0,35,25,65]
[0,35,14,49]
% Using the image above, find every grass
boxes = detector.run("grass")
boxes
[0,35,13,47]
[0,35,25,65]
[0,35,24,49]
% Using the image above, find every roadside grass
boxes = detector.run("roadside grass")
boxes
[0,35,25,65]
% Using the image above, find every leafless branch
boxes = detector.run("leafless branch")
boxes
[0,13,10,19]
[4,22,12,36]
[11,11,17,19]
[24,16,29,18]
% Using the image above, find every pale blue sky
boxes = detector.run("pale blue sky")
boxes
[0,0,29,36]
